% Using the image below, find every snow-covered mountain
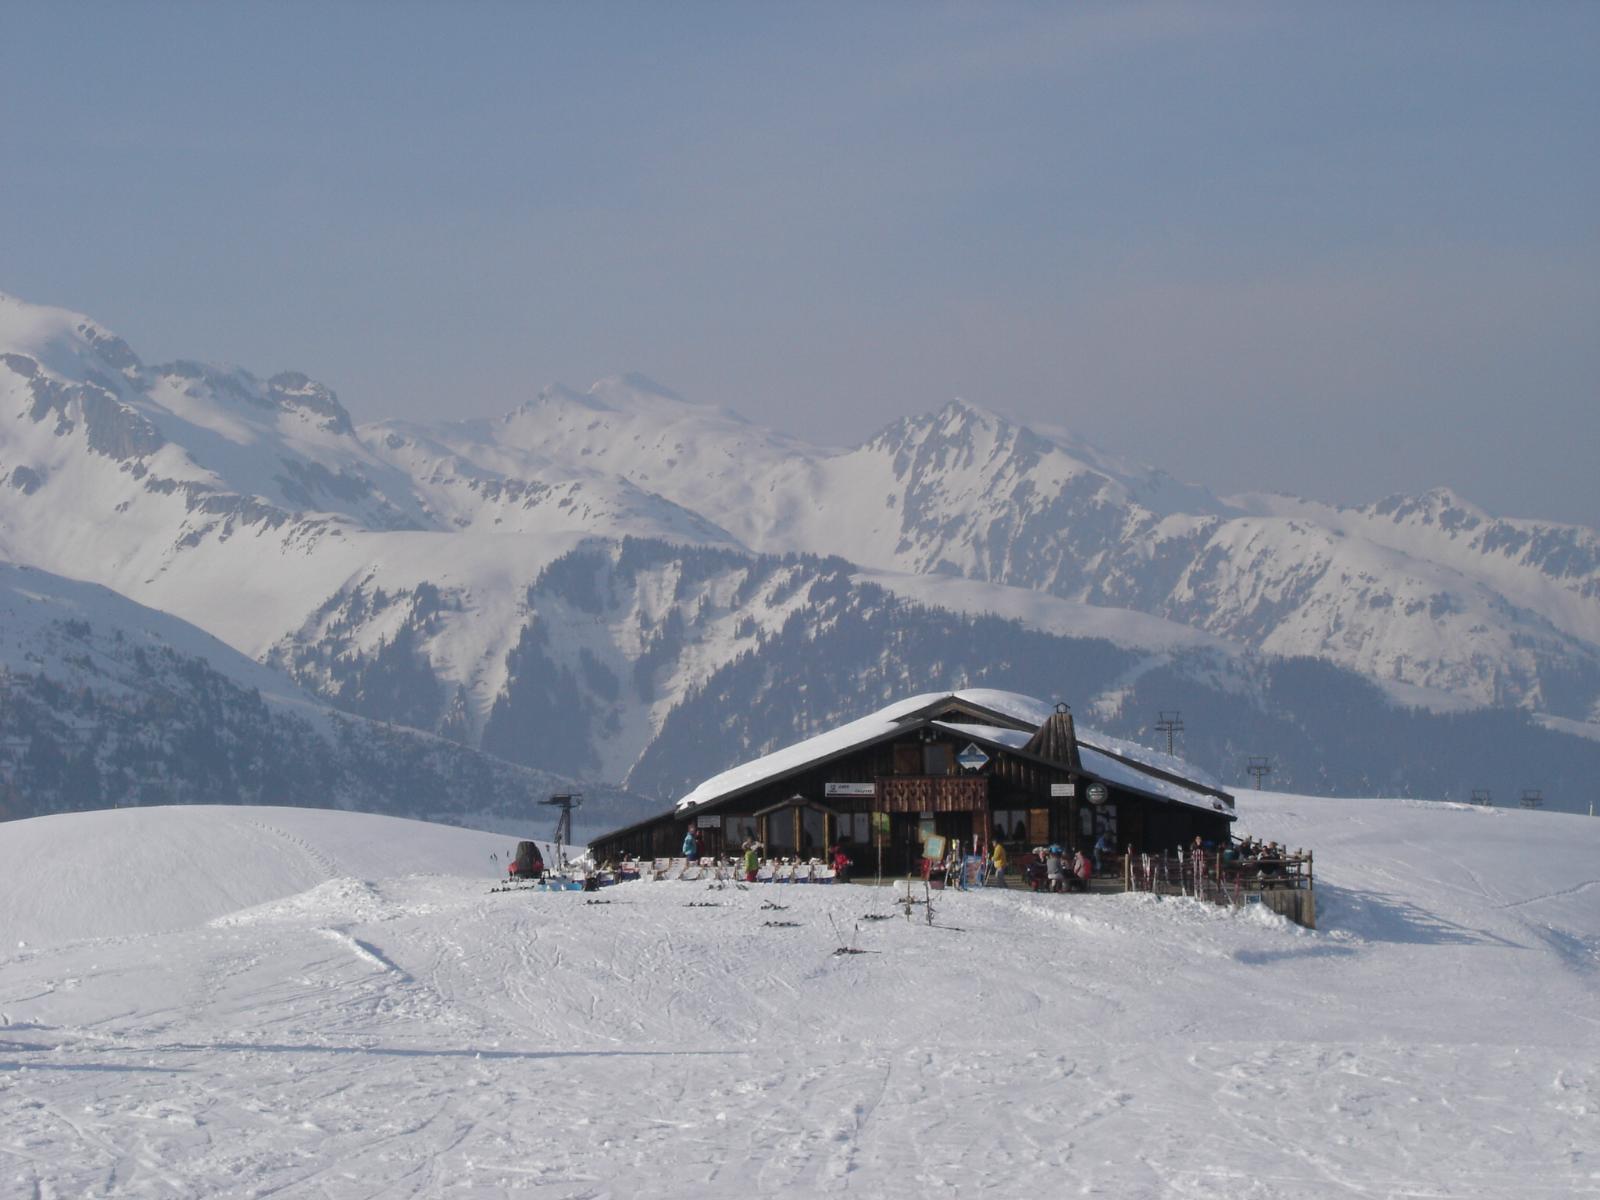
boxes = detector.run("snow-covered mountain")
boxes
[2,289,1597,815]
[0,560,653,830]
[444,383,1600,718]
[0,295,725,655]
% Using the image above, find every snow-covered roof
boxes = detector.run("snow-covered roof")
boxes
[1077,745,1232,816]
[935,721,1231,816]
[933,688,1057,727]
[677,689,1232,817]
[1078,727,1226,793]
[932,721,1031,750]
[675,689,1046,811]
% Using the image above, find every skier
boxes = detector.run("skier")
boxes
[989,841,1008,887]
[742,839,761,883]
[683,827,700,863]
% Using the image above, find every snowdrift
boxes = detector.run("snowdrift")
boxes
[0,805,532,949]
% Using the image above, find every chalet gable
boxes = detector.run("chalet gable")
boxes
[895,694,1040,733]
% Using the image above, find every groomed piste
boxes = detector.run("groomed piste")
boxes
[1,796,1596,1198]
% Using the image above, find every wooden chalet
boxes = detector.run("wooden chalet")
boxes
[590,690,1236,875]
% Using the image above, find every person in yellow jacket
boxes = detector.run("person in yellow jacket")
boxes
[989,841,1008,887]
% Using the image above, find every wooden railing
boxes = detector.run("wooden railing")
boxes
[876,775,988,813]
[1124,845,1316,927]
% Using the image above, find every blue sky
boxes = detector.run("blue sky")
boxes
[4,2,1596,523]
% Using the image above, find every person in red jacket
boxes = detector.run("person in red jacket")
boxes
[1069,848,1093,892]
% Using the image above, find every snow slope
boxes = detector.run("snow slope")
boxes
[0,559,661,829]
[0,807,520,949]
[0,561,319,710]
[6,289,1599,733]
[2,795,1595,1198]
[457,388,1600,716]
[0,295,723,658]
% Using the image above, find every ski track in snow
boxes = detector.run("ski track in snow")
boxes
[2,796,1598,1198]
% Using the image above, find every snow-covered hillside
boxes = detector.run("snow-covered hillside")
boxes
[0,806,519,948]
[3,289,1599,813]
[0,295,722,656]
[425,399,1600,724]
[1,796,1594,1197]
[0,560,657,830]
[391,379,1600,718]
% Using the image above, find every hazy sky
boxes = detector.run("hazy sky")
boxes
[5,3,1596,524]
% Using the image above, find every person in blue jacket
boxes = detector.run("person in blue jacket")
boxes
[682,828,700,862]
[1093,829,1116,872]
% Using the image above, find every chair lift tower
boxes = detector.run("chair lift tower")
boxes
[540,793,583,868]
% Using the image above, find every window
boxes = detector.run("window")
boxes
[764,810,797,854]
[801,808,826,856]
[894,744,921,775]
[991,809,1028,842]
[725,815,757,846]
[922,743,952,775]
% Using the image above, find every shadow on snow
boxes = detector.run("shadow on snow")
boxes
[1318,885,1526,948]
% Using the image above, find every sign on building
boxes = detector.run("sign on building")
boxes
[1050,782,1075,797]
[825,782,876,798]
[956,743,990,771]
[1085,782,1109,805]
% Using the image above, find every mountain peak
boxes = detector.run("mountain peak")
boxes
[1370,486,1489,530]
[265,372,354,436]
[866,397,1049,467]
[0,291,141,375]
[939,396,1013,431]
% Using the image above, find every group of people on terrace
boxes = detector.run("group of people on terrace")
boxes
[1219,836,1308,885]
[678,826,853,884]
[609,825,1307,897]
[943,825,1119,892]
[661,823,1303,891]
[943,838,1103,892]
